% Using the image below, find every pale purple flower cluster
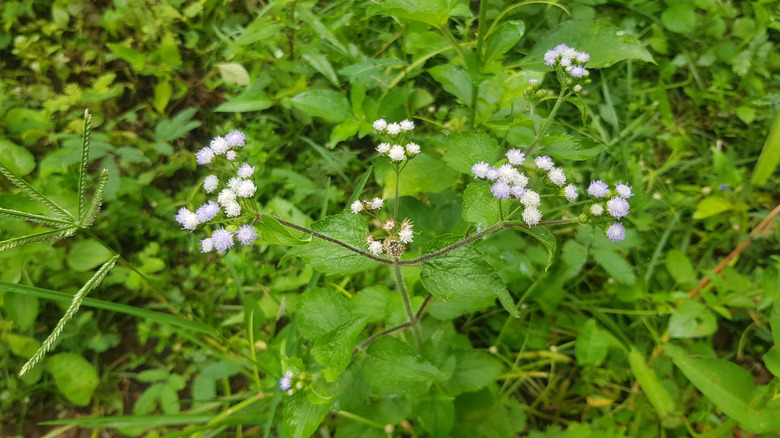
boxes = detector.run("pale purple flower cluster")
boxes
[279,371,293,392]
[177,130,260,254]
[586,179,634,242]
[544,44,590,79]
[373,118,420,162]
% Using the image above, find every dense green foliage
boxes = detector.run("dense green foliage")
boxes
[1,0,779,437]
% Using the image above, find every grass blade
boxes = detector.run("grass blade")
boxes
[78,110,93,219]
[345,166,373,208]
[0,227,78,252]
[0,207,73,227]
[19,255,119,377]
[0,163,75,220]
[0,281,217,335]
[80,169,109,226]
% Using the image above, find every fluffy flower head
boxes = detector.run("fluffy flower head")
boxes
[200,238,213,253]
[225,150,237,161]
[400,119,414,131]
[388,145,406,161]
[386,123,402,135]
[350,200,364,214]
[196,147,214,165]
[203,175,219,193]
[606,223,626,242]
[368,197,384,210]
[506,149,525,166]
[548,167,566,187]
[587,180,609,198]
[235,180,257,198]
[522,207,542,226]
[376,142,391,154]
[211,228,234,254]
[236,225,258,245]
[225,130,246,148]
[590,204,604,216]
[195,201,220,223]
[224,201,242,217]
[606,197,630,219]
[237,163,255,178]
[368,240,383,256]
[405,142,420,155]
[175,207,199,231]
[398,228,414,244]
[535,155,554,170]
[210,136,230,155]
[564,184,578,202]
[472,162,490,179]
[373,118,387,132]
[615,182,634,198]
[491,181,512,200]
[520,190,541,208]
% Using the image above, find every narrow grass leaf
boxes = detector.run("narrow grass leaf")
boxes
[627,348,676,420]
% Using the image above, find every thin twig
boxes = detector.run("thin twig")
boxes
[687,203,780,298]
[354,322,412,354]
[415,294,433,320]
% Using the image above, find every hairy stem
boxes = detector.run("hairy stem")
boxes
[469,0,489,129]
[394,262,421,346]
[525,86,570,156]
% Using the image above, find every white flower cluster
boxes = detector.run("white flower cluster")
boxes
[544,44,590,79]
[350,197,384,214]
[373,118,420,162]
[175,131,259,254]
[586,180,633,242]
[366,218,415,256]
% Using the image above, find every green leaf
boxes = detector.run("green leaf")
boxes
[448,349,503,394]
[522,20,655,69]
[257,216,309,246]
[382,153,459,198]
[575,319,608,367]
[289,213,373,275]
[138,369,170,383]
[661,4,697,34]
[0,138,36,176]
[312,317,368,381]
[6,333,41,358]
[215,84,272,113]
[591,247,635,284]
[541,135,606,161]
[216,62,250,86]
[483,113,534,131]
[67,240,114,272]
[665,344,780,433]
[484,20,525,63]
[329,119,362,147]
[665,249,694,284]
[366,0,465,26]
[106,43,146,70]
[302,51,339,86]
[297,287,353,340]
[420,235,519,318]
[515,226,556,271]
[751,112,780,185]
[416,391,455,438]
[158,384,181,414]
[158,33,182,69]
[235,17,285,46]
[362,336,446,388]
[668,300,717,338]
[428,64,472,103]
[692,196,732,220]
[283,391,332,438]
[48,352,99,406]
[153,80,172,114]
[289,90,352,123]
[628,348,676,420]
[5,293,38,330]
[192,361,243,402]
[154,108,201,142]
[442,132,500,174]
[763,347,780,377]
[462,183,500,229]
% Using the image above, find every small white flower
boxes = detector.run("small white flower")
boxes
[225,130,246,148]
[386,123,402,135]
[211,228,234,254]
[382,219,395,231]
[400,219,413,231]
[368,240,384,256]
[400,119,414,131]
[195,201,220,222]
[564,184,578,202]
[225,150,237,161]
[373,118,387,131]
[405,142,420,155]
[534,155,554,170]
[615,182,634,198]
[575,51,590,63]
[511,172,529,188]
[491,181,512,200]
[398,228,414,243]
[520,190,541,208]
[388,145,406,161]
[175,207,199,231]
[522,207,542,226]
[351,200,364,214]
[196,147,214,165]
[200,238,213,253]
[218,189,237,206]
[235,180,257,198]
[203,175,219,193]
[210,136,230,155]
[590,204,604,216]
[237,163,255,178]
[548,167,566,187]
[376,142,391,154]
[471,162,490,179]
[587,180,609,198]
[511,185,526,198]
[573,84,583,93]
[224,201,242,217]
[569,66,586,78]
[368,197,384,210]
[236,225,258,245]
[485,168,500,181]
[607,197,630,219]
[606,223,626,242]
[506,149,525,165]
[227,177,242,191]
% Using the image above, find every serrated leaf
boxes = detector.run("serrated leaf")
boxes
[592,247,635,284]
[462,183,500,229]
[289,212,373,275]
[442,131,500,174]
[289,90,352,122]
[420,235,519,317]
[521,20,655,69]
[312,317,368,381]
[575,319,608,366]
[515,226,556,271]
[283,392,332,438]
[257,216,310,246]
[429,64,472,103]
[665,344,780,433]
[362,336,446,388]
[541,135,606,161]
[448,349,503,394]
[296,288,352,340]
[48,352,99,406]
